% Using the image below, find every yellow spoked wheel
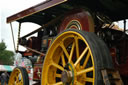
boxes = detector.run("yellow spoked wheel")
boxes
[41,29,113,85]
[8,67,29,85]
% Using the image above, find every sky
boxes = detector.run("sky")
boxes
[0,0,128,52]
[0,0,45,51]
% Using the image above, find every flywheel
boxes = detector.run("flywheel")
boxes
[8,67,29,85]
[41,29,113,85]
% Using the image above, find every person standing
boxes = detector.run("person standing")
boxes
[0,75,1,85]
[1,71,9,85]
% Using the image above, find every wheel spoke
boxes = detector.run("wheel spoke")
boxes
[61,54,66,67]
[52,62,64,71]
[16,74,20,81]
[55,73,61,78]
[74,47,89,67]
[53,81,63,85]
[82,52,91,68]
[75,81,83,85]
[16,72,19,76]
[20,81,23,84]
[16,78,19,82]
[60,42,69,58]
[75,36,79,59]
[84,77,94,82]
[68,41,75,63]
[17,81,23,85]
[77,66,94,76]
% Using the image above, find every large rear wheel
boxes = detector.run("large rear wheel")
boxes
[41,29,113,85]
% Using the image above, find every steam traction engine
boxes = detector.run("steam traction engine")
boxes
[7,0,128,85]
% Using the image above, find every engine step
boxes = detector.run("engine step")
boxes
[101,68,124,85]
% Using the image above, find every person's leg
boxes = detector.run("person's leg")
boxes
[5,81,8,85]
[1,80,4,85]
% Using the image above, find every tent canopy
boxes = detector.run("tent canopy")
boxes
[0,65,15,72]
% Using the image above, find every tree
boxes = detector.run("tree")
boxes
[0,41,14,65]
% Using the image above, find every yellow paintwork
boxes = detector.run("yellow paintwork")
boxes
[8,68,23,85]
[41,30,95,85]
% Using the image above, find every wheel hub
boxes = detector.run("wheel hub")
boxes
[61,70,72,83]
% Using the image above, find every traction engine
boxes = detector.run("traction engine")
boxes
[6,0,128,85]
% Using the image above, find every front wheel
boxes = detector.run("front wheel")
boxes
[8,67,29,85]
[41,29,113,85]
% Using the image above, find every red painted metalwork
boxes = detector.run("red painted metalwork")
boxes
[33,64,43,80]
[23,52,33,56]
[110,40,128,76]
[58,9,94,33]
[26,37,41,51]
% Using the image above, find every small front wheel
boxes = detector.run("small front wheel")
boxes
[8,67,29,85]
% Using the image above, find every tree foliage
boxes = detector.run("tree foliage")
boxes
[0,41,14,65]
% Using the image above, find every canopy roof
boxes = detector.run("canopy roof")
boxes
[7,0,128,25]
[7,0,67,25]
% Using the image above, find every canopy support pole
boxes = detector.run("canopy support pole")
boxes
[10,23,16,52]
[16,23,21,51]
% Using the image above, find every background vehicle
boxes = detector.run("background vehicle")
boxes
[7,0,128,85]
